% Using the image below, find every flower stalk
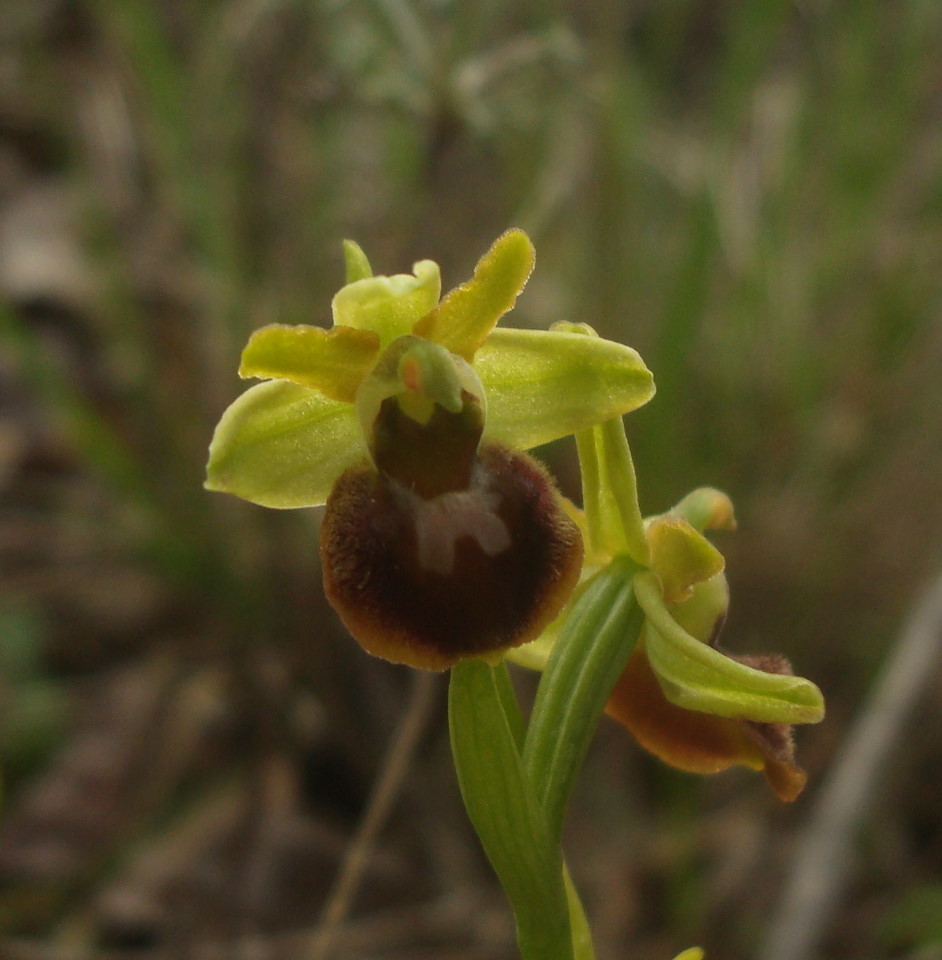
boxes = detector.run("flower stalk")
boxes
[449,659,573,960]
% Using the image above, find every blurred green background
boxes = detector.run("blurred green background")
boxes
[1,1,941,958]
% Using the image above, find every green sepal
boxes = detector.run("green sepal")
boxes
[476,327,655,451]
[343,239,373,282]
[449,660,573,960]
[205,380,366,508]
[238,323,380,403]
[635,572,825,724]
[413,228,535,361]
[331,259,441,347]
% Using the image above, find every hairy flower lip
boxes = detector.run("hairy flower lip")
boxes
[320,443,584,670]
[606,645,809,801]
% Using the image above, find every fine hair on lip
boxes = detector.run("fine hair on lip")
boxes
[319,443,583,670]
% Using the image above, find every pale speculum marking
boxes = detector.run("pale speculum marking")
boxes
[404,486,511,576]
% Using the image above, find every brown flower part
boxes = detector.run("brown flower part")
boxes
[370,392,484,498]
[606,645,807,801]
[321,443,583,671]
[733,652,808,802]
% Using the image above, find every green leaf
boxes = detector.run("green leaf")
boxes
[635,572,825,724]
[449,660,573,960]
[523,557,644,841]
[239,323,380,402]
[331,259,441,347]
[477,328,655,451]
[205,380,365,508]
[413,228,535,360]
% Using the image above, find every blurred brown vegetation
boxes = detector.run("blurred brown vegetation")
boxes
[1,1,941,958]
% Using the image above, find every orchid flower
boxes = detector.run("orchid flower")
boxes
[206,230,654,669]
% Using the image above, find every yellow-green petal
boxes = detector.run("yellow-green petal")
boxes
[205,380,365,508]
[476,327,655,450]
[343,239,373,282]
[412,228,535,361]
[646,517,725,604]
[635,572,825,724]
[331,260,441,347]
[239,323,380,402]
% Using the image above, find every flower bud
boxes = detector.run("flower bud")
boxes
[669,572,730,647]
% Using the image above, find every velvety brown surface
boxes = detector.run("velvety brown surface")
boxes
[321,444,583,670]
[607,646,807,802]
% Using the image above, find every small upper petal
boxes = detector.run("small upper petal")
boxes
[331,259,441,347]
[646,516,725,604]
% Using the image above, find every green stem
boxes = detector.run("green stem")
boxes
[449,660,573,960]
[492,665,594,960]
[450,558,645,959]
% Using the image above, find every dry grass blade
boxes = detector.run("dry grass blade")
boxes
[306,670,439,960]
[760,565,942,960]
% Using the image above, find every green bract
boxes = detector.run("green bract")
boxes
[205,229,655,509]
